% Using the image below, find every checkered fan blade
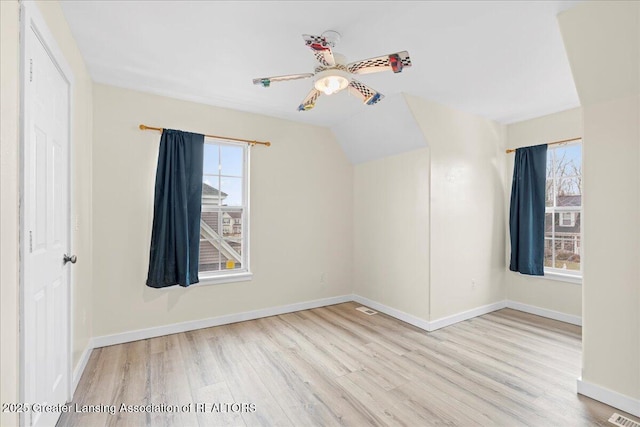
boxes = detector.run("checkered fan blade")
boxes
[347,51,412,75]
[302,34,336,67]
[253,73,314,88]
[297,88,322,111]
[348,80,384,105]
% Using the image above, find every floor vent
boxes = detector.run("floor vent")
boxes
[609,413,640,427]
[356,306,378,315]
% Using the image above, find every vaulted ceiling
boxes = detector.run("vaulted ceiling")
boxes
[61,1,581,129]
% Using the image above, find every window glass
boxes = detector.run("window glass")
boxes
[199,140,248,277]
[220,177,243,207]
[220,145,243,177]
[203,144,219,175]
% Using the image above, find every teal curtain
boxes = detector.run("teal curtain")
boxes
[509,144,547,275]
[146,129,204,288]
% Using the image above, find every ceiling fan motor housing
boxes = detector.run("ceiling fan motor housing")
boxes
[321,30,341,47]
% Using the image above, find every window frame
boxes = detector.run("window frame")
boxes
[197,137,252,286]
[544,141,582,280]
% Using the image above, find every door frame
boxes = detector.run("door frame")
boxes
[19,1,75,423]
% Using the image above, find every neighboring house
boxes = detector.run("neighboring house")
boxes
[200,183,242,272]
[225,211,242,236]
[201,181,227,206]
[545,194,581,258]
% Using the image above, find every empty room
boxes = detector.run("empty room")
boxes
[1,1,639,426]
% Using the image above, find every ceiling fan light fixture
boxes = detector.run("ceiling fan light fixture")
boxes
[314,70,349,95]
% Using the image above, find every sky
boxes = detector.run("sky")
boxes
[547,142,582,199]
[202,142,244,206]
[549,143,581,173]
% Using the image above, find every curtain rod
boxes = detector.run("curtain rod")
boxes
[139,124,271,147]
[505,137,581,154]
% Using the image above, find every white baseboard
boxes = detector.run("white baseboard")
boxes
[351,294,431,330]
[577,378,640,417]
[352,295,506,332]
[92,294,353,348]
[71,344,92,397]
[506,300,582,326]
[428,300,507,331]
[85,296,580,352]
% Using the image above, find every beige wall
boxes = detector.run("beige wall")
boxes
[0,1,93,425]
[1,2,21,426]
[559,1,639,403]
[582,95,639,400]
[91,84,353,337]
[405,94,507,321]
[353,148,430,320]
[505,107,583,317]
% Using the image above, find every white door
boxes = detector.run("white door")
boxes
[23,8,72,427]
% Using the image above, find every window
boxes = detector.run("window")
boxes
[559,212,575,227]
[199,139,250,283]
[544,141,582,277]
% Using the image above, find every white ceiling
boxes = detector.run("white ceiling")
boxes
[60,1,581,128]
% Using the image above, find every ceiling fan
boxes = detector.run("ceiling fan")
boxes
[252,31,412,111]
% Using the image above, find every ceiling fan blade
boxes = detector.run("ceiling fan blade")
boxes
[348,80,384,105]
[253,73,314,88]
[347,51,412,75]
[302,34,336,67]
[297,88,322,111]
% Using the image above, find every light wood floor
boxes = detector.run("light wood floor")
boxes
[59,303,639,426]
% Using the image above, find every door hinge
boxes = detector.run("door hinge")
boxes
[29,230,33,253]
[29,58,33,82]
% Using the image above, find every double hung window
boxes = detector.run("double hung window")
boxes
[544,142,582,277]
[199,139,250,283]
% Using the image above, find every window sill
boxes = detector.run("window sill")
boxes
[196,271,253,286]
[510,269,581,285]
[543,271,582,285]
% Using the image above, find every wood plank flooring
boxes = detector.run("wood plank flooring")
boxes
[58,303,639,426]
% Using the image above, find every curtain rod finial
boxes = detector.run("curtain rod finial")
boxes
[139,124,146,130]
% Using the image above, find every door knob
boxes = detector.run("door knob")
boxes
[63,254,77,265]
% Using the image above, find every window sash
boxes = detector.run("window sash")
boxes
[545,208,581,273]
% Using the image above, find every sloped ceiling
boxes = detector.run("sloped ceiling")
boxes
[332,94,427,164]
[558,1,639,106]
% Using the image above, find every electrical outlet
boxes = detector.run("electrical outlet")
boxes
[320,272,326,284]
[471,279,477,288]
